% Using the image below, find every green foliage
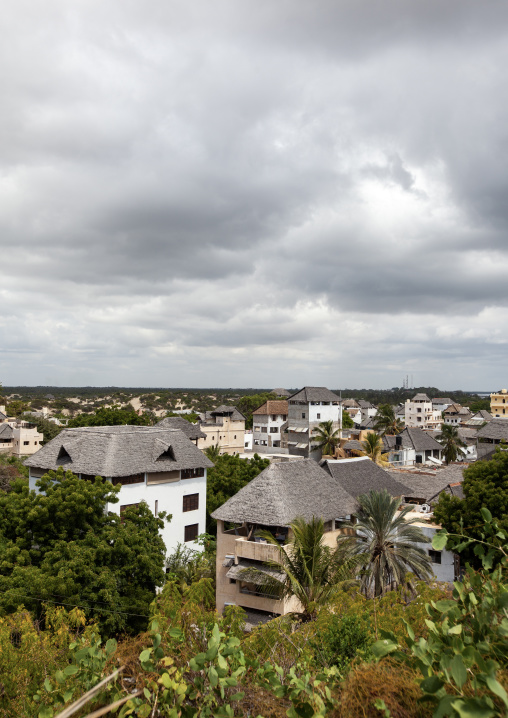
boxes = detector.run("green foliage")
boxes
[468,398,491,413]
[236,392,278,429]
[23,415,63,445]
[0,452,28,492]
[373,404,404,436]
[310,613,372,672]
[5,399,31,417]
[357,433,390,467]
[255,516,358,622]
[206,453,269,532]
[0,605,94,718]
[342,410,355,429]
[372,515,508,718]
[0,468,167,634]
[436,424,467,465]
[433,449,508,567]
[67,406,153,427]
[165,537,215,587]
[311,420,341,456]
[337,490,433,597]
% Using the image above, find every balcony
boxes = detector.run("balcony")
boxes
[235,537,282,563]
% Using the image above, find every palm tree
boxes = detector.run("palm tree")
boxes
[243,516,357,621]
[355,432,390,467]
[204,444,221,462]
[311,420,340,456]
[336,490,433,597]
[374,404,404,436]
[437,424,466,465]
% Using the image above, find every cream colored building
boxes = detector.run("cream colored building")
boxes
[197,406,245,456]
[404,393,442,430]
[212,459,359,616]
[0,406,43,457]
[490,389,508,418]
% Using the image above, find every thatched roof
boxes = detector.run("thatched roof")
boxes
[156,416,206,440]
[322,457,409,499]
[387,464,466,503]
[399,427,443,452]
[24,425,213,477]
[288,387,340,403]
[477,419,508,442]
[211,459,357,526]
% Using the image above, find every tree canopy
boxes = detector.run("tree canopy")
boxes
[0,468,168,634]
[433,448,508,567]
[206,453,269,532]
[236,393,279,429]
[67,406,153,427]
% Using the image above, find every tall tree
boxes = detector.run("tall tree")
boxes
[67,406,152,427]
[311,420,340,456]
[356,432,390,467]
[0,468,168,634]
[436,424,466,464]
[337,490,432,597]
[373,404,404,436]
[250,516,357,621]
[433,448,508,568]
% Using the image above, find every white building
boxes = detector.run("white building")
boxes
[25,425,213,558]
[252,400,288,453]
[285,387,342,459]
[0,406,43,456]
[404,394,442,430]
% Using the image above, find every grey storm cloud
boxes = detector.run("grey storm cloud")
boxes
[1,0,508,388]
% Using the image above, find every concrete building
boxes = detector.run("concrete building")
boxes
[443,404,472,426]
[25,425,213,557]
[197,406,245,456]
[0,406,43,457]
[431,398,454,413]
[252,400,288,453]
[404,394,442,430]
[490,389,508,418]
[284,387,342,459]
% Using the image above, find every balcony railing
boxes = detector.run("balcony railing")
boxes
[235,537,285,563]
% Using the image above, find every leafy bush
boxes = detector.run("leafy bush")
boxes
[310,613,372,672]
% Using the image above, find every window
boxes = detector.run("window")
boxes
[270,427,277,433]
[272,415,277,421]
[120,503,140,522]
[155,500,158,517]
[261,427,267,433]
[112,473,145,486]
[181,467,205,480]
[183,493,199,512]
[229,578,237,584]
[429,550,442,564]
[302,413,306,419]
[184,524,199,542]
[23,441,29,445]
[234,435,236,439]
[317,413,321,419]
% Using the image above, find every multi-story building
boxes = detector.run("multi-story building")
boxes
[284,387,342,458]
[197,406,245,455]
[490,389,508,418]
[404,393,442,430]
[252,400,288,452]
[25,425,213,557]
[0,406,43,456]
[443,403,472,426]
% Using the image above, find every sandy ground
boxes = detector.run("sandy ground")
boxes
[129,397,142,412]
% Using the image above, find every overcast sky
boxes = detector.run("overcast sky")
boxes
[1,1,507,391]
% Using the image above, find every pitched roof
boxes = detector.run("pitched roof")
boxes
[0,424,13,438]
[24,425,213,477]
[358,400,375,409]
[211,459,357,525]
[432,397,454,405]
[476,419,508,442]
[473,410,493,420]
[253,400,288,416]
[343,440,364,451]
[443,403,471,417]
[288,387,340,403]
[212,405,245,420]
[271,388,291,397]
[387,464,466,503]
[156,416,206,440]
[399,427,443,452]
[323,457,409,499]
[412,393,431,402]
[342,399,360,408]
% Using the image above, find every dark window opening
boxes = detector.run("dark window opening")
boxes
[183,493,199,512]
[112,473,144,486]
[429,550,442,564]
[184,524,199,542]
[181,467,205,480]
